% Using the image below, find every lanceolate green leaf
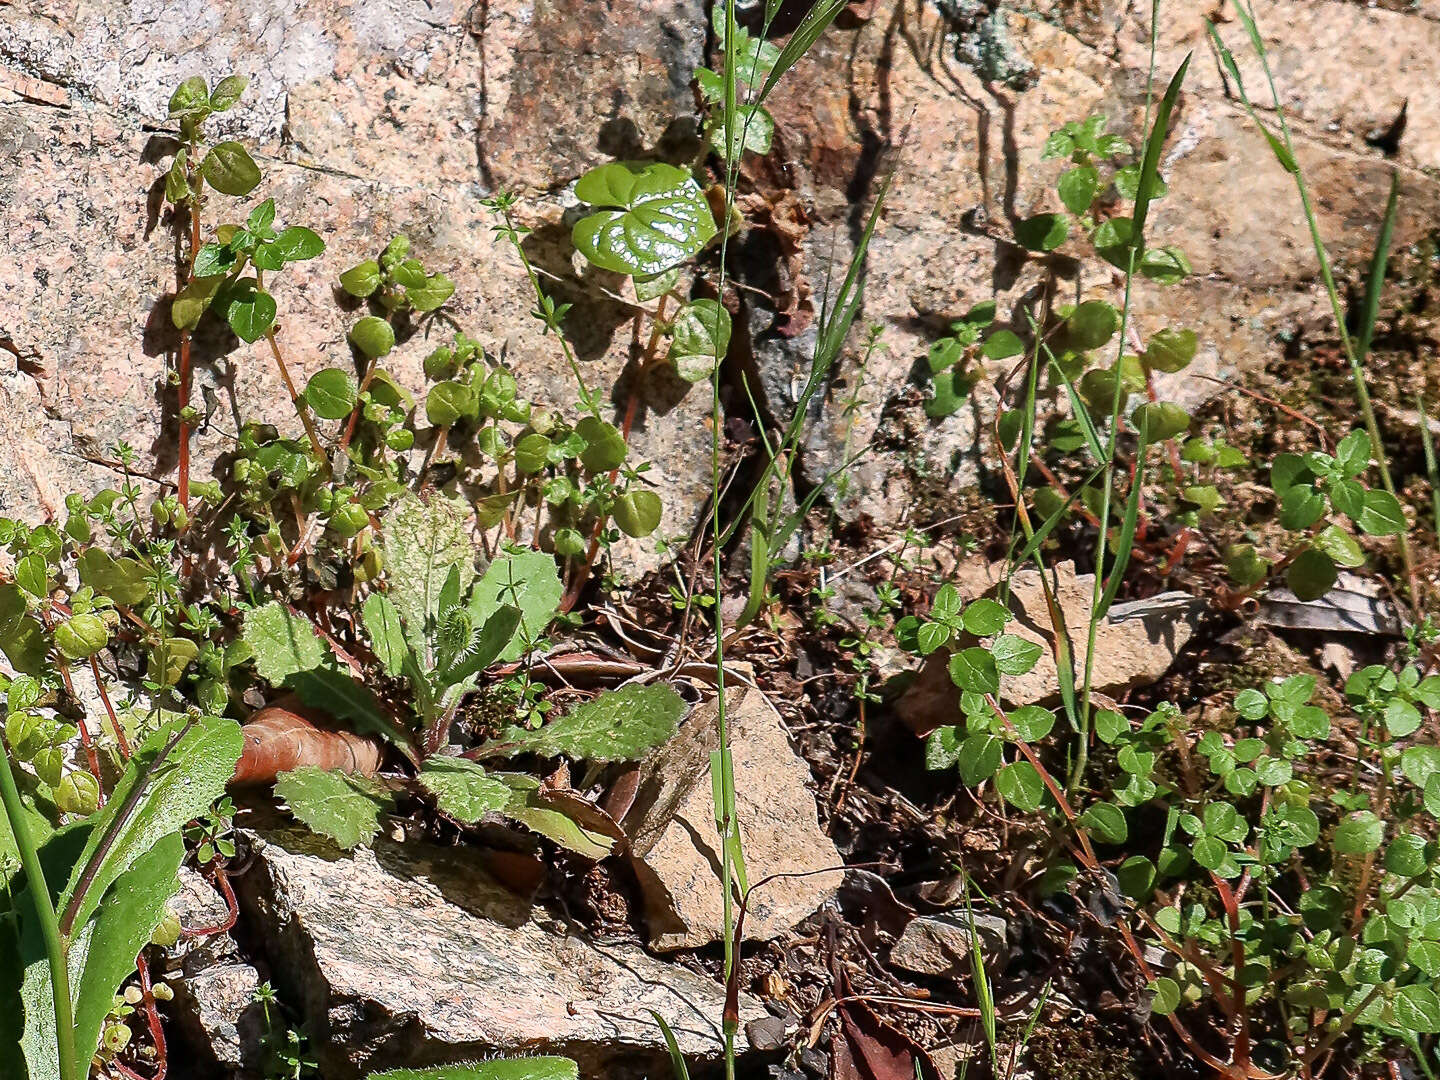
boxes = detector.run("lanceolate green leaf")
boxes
[69,834,185,1075]
[1131,54,1191,249]
[56,715,241,941]
[361,593,409,678]
[476,683,684,764]
[367,1057,579,1080]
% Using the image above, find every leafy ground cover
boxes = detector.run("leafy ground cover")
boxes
[1,2,1439,1080]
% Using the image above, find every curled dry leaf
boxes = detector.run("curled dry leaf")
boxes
[231,696,385,785]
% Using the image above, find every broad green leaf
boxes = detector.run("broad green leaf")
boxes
[996,761,1044,812]
[75,549,149,607]
[201,141,261,196]
[366,1058,580,1080]
[57,716,241,940]
[1058,165,1098,214]
[243,602,326,685]
[273,226,324,262]
[304,368,358,420]
[167,76,210,118]
[962,598,1011,637]
[418,758,511,824]
[493,773,615,859]
[948,648,999,695]
[1333,811,1384,855]
[478,683,684,764]
[990,634,1042,676]
[350,315,396,358]
[668,299,731,382]
[1130,402,1190,442]
[467,550,563,663]
[1080,802,1128,845]
[708,103,775,158]
[223,278,276,343]
[1065,300,1118,351]
[576,416,628,472]
[274,767,394,850]
[383,494,476,660]
[1383,833,1430,878]
[958,733,1003,786]
[1008,705,1054,742]
[1312,524,1365,568]
[171,273,225,330]
[613,490,663,538]
[1401,746,1440,789]
[1015,213,1069,252]
[1356,489,1406,536]
[1383,696,1422,739]
[209,75,249,111]
[1286,546,1337,602]
[1142,328,1197,374]
[1149,977,1182,1015]
[340,260,382,298]
[981,330,1024,360]
[571,162,717,277]
[1393,984,1440,1035]
[406,272,455,313]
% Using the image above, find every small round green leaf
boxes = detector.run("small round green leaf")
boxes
[407,273,456,314]
[613,490,662,537]
[1015,213,1069,252]
[425,381,475,427]
[1080,802,1128,845]
[1130,401,1191,442]
[223,279,276,343]
[54,613,108,660]
[274,226,325,263]
[201,141,262,196]
[1141,328,1198,373]
[1286,546,1337,603]
[1057,165,1098,214]
[349,316,395,359]
[54,771,101,815]
[1065,300,1119,351]
[668,299,731,382]
[1356,489,1406,536]
[340,260,382,298]
[304,368,358,420]
[996,761,1045,812]
[1333,811,1384,855]
[576,417,627,472]
[948,647,999,695]
[961,598,1011,636]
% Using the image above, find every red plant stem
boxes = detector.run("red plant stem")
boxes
[335,353,381,463]
[182,866,238,938]
[88,656,131,760]
[133,953,168,1080]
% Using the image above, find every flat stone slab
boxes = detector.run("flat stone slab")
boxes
[237,822,761,1078]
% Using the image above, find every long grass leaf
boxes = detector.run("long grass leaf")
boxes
[1095,436,1150,620]
[650,1011,694,1080]
[1357,173,1400,366]
[755,0,848,105]
[1132,54,1191,245]
[1016,463,1110,564]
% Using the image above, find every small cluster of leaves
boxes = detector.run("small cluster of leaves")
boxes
[1225,430,1408,600]
[242,496,683,852]
[923,302,1024,419]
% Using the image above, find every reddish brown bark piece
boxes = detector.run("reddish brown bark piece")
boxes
[231,696,385,785]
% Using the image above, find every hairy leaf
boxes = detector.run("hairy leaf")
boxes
[243,602,327,686]
[493,773,615,859]
[383,494,477,662]
[366,1056,579,1080]
[274,766,394,850]
[418,758,511,824]
[478,683,684,764]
